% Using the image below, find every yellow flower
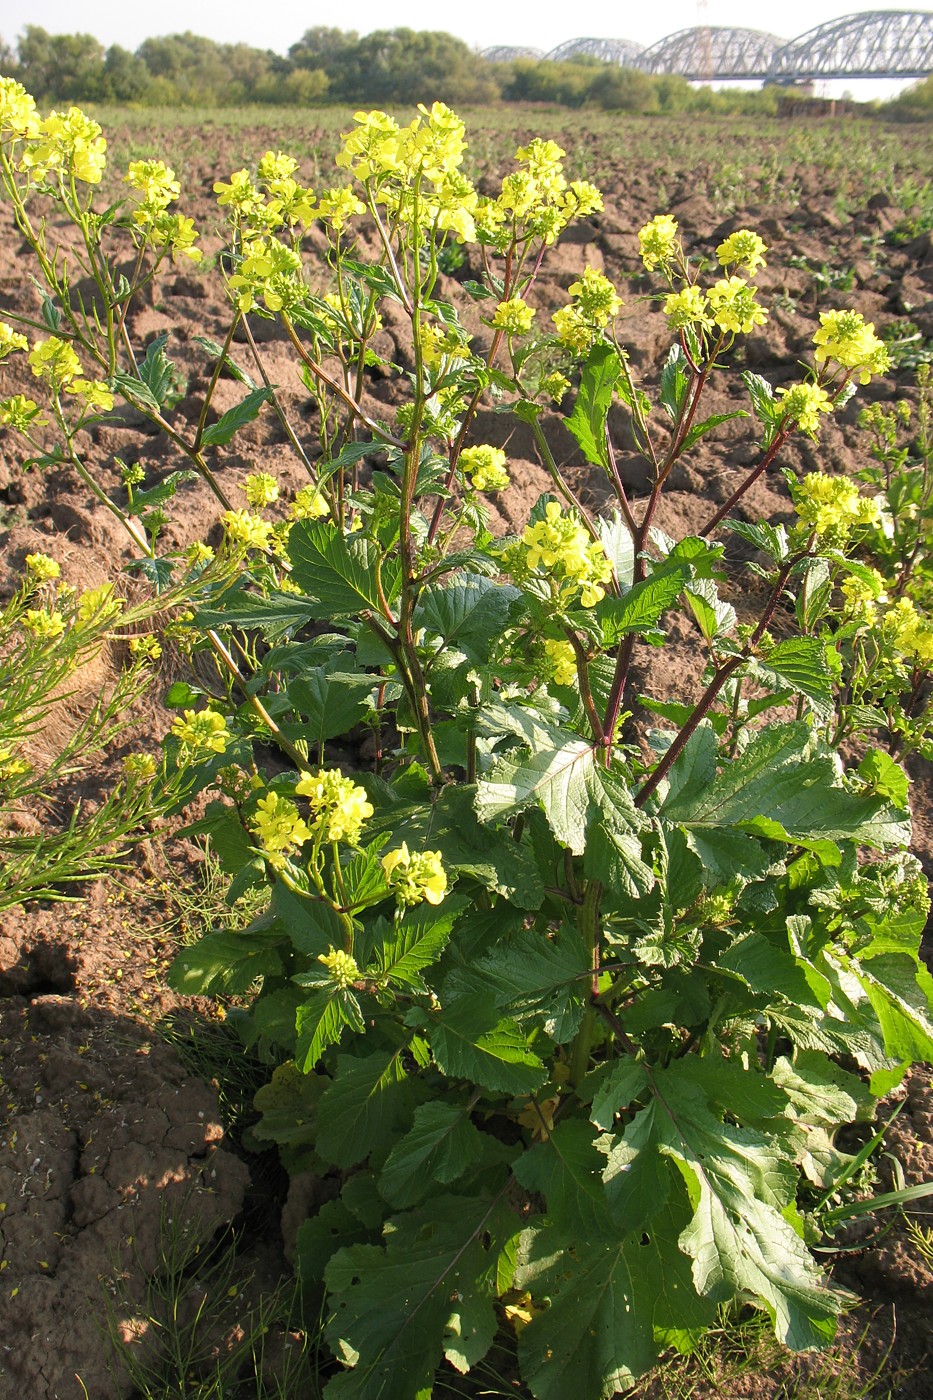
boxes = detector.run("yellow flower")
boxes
[316,186,366,232]
[24,553,60,583]
[65,378,114,412]
[461,444,509,493]
[336,110,403,181]
[716,229,767,275]
[290,485,330,520]
[522,502,612,607]
[0,322,28,362]
[543,638,577,687]
[22,608,65,640]
[706,277,768,335]
[381,842,448,907]
[171,709,231,755]
[568,268,622,325]
[813,310,889,385]
[251,791,312,855]
[76,584,122,626]
[552,304,597,354]
[22,107,106,183]
[793,473,880,543]
[491,298,536,335]
[185,541,215,568]
[128,634,162,662]
[214,169,261,214]
[318,948,361,987]
[775,382,833,437]
[541,372,571,403]
[123,752,157,781]
[148,213,203,263]
[295,769,374,845]
[638,215,679,271]
[28,337,82,389]
[227,236,302,312]
[0,395,44,430]
[663,286,712,332]
[0,78,39,137]
[222,510,274,550]
[840,569,886,626]
[125,159,180,208]
[243,472,279,508]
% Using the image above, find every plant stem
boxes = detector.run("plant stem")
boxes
[569,879,602,1089]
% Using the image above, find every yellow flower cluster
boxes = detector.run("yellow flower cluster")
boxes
[793,473,880,543]
[77,584,122,626]
[294,768,374,845]
[0,394,43,431]
[228,237,305,314]
[242,472,279,508]
[775,382,834,437]
[171,709,231,755]
[491,298,536,335]
[222,509,274,550]
[840,568,887,626]
[881,598,933,667]
[124,163,203,262]
[28,336,82,388]
[381,842,447,907]
[24,552,60,583]
[716,229,768,275]
[543,638,578,687]
[0,321,27,362]
[813,310,889,385]
[663,286,712,332]
[290,485,330,520]
[421,322,471,369]
[318,948,361,987]
[20,106,106,184]
[707,277,768,335]
[638,215,679,272]
[0,78,39,138]
[552,267,622,352]
[461,444,509,493]
[22,608,65,640]
[251,791,312,858]
[128,634,162,662]
[123,752,157,782]
[522,502,612,608]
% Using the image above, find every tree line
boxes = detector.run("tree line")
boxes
[0,25,928,117]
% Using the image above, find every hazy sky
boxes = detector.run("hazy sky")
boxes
[3,0,929,58]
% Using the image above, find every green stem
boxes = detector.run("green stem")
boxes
[569,879,602,1090]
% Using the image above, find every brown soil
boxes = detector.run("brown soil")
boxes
[1,115,933,1399]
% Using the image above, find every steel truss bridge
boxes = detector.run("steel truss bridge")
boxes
[481,10,933,83]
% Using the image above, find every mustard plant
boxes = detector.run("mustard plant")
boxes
[1,80,932,1400]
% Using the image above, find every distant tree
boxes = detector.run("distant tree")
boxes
[136,32,275,104]
[253,67,330,104]
[101,45,153,102]
[325,29,499,105]
[16,26,106,102]
[885,75,933,121]
[289,27,360,69]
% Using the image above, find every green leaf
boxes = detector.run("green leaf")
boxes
[477,733,597,853]
[447,924,589,1044]
[585,1059,649,1132]
[681,410,748,454]
[112,370,160,413]
[200,386,275,447]
[661,722,909,849]
[742,370,778,444]
[324,1195,511,1400]
[295,989,362,1072]
[370,897,466,991]
[858,749,909,806]
[168,930,282,996]
[565,342,621,468]
[378,1102,492,1208]
[124,554,175,593]
[194,334,257,388]
[684,578,736,643]
[770,1051,874,1126]
[598,511,635,589]
[857,953,933,1062]
[429,995,546,1094]
[749,637,836,721]
[287,519,400,617]
[287,667,375,748]
[136,331,185,408]
[652,1063,846,1348]
[595,566,686,643]
[515,1199,713,1400]
[195,584,316,637]
[514,1120,615,1237]
[660,343,690,423]
[725,518,789,563]
[315,1049,415,1169]
[415,575,520,664]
